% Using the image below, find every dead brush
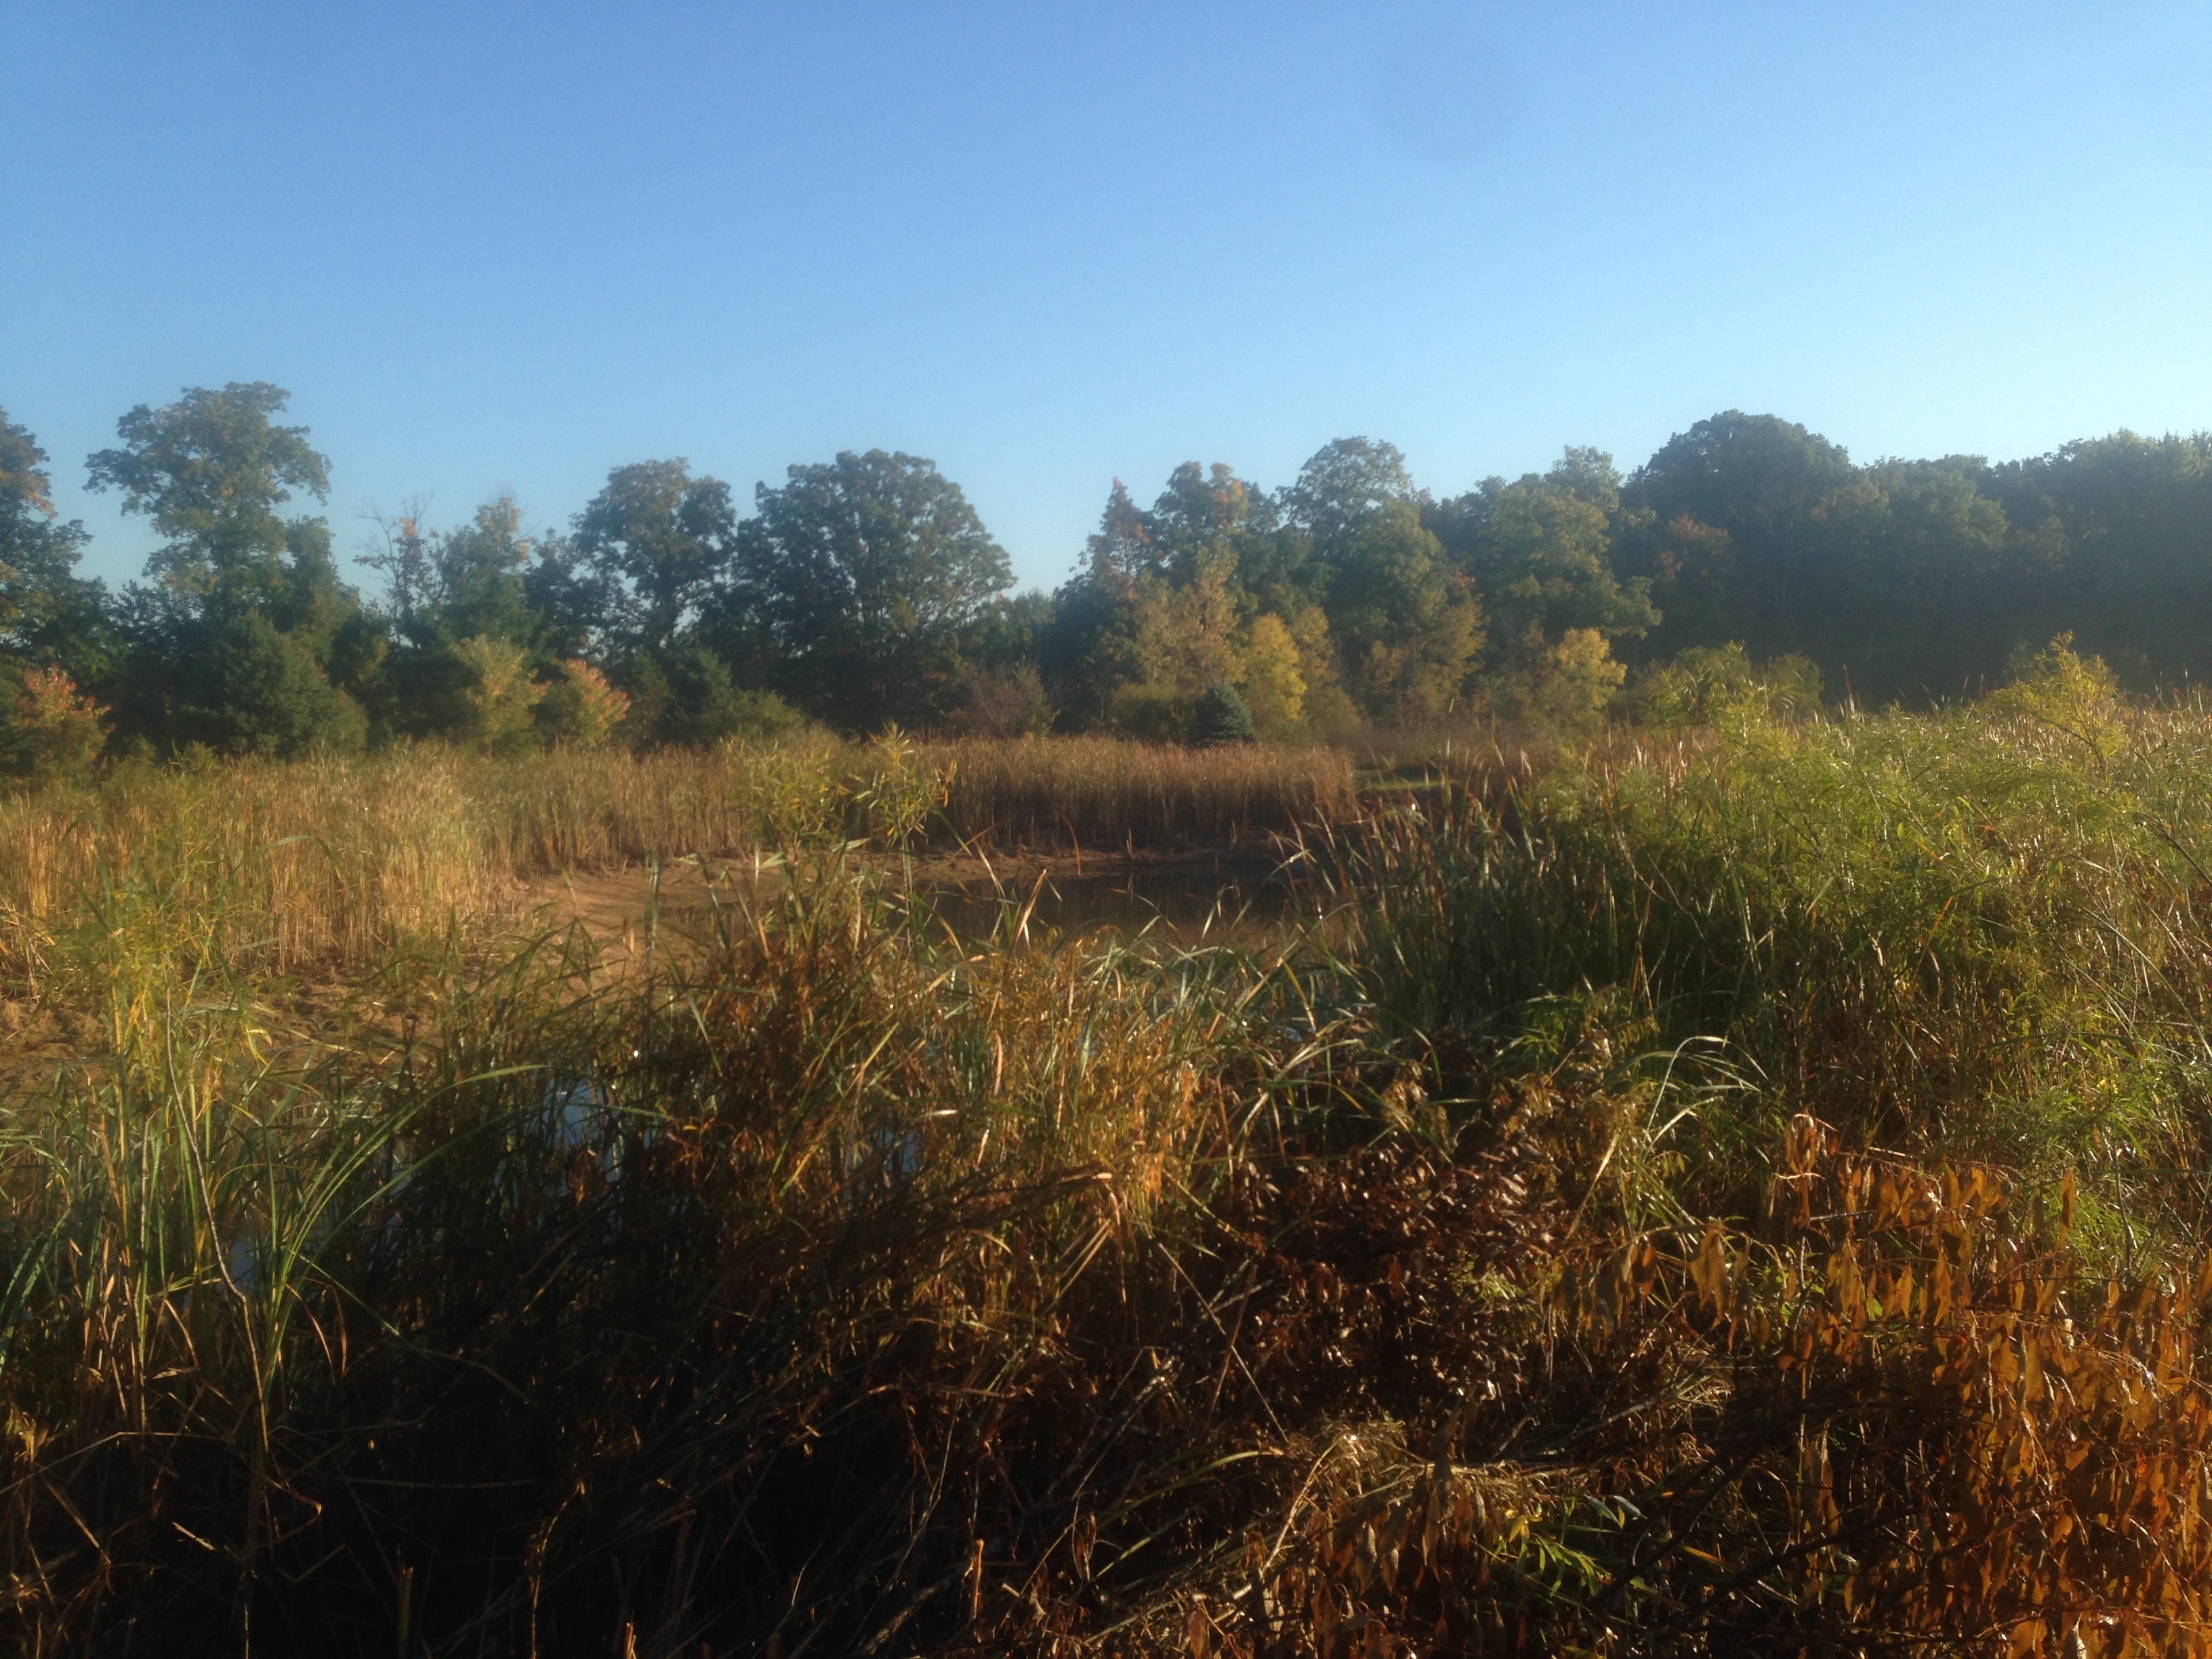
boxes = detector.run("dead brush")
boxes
[1521,1116,2212,1656]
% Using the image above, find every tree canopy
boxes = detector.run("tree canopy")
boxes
[87,382,331,615]
[12,384,2212,766]
[0,408,106,677]
[734,449,1011,731]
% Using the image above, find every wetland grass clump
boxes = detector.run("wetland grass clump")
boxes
[1345,659,2212,1253]
[0,854,1574,1655]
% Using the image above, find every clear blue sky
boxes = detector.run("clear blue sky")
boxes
[6,1,2211,592]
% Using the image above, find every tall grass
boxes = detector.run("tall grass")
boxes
[0,859,1431,1652]
[0,737,1358,1000]
[16,688,2212,1652]
[927,735,1355,850]
[1341,678,2212,1250]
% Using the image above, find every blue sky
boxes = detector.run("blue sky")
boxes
[5,1,2212,592]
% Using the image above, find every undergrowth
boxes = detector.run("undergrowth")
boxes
[6,662,2212,1654]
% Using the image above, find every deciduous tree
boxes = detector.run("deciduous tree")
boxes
[0,409,110,687]
[573,461,738,659]
[87,384,372,755]
[736,449,1010,730]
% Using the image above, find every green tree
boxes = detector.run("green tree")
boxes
[956,591,1058,736]
[365,495,560,741]
[367,495,546,651]
[1046,449,1417,734]
[1981,432,2212,690]
[1050,467,1255,737]
[651,646,807,747]
[1191,681,1257,746]
[194,611,369,758]
[1446,451,1658,684]
[1613,415,2035,702]
[1320,503,1482,722]
[1830,457,2011,699]
[453,634,546,755]
[1084,478,1164,586]
[0,409,112,689]
[1278,436,1480,724]
[1607,512,1737,657]
[1045,478,1198,732]
[87,382,329,613]
[573,460,737,660]
[1281,436,1419,553]
[1626,411,1859,660]
[87,384,371,754]
[736,449,1012,730]
[523,531,619,663]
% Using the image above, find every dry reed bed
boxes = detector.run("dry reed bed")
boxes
[0,738,1357,993]
[926,735,1356,849]
[12,679,2212,1650]
[10,830,2212,1652]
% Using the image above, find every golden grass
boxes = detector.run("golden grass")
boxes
[926,734,1356,849]
[0,737,1359,994]
[14,687,2212,1650]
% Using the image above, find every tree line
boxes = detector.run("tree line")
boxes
[5,381,2212,773]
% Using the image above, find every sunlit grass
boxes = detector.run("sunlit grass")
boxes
[0,736,1359,1001]
[12,690,2212,1650]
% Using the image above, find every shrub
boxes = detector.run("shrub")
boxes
[1525,626,1626,730]
[1633,640,1823,727]
[649,648,809,747]
[199,612,369,758]
[1990,632,2123,757]
[1191,680,1256,746]
[3,665,108,785]
[954,663,1055,737]
[535,658,630,750]
[1105,680,1190,742]
[453,634,545,755]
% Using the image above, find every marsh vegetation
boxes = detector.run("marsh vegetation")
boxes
[1,645,2210,1656]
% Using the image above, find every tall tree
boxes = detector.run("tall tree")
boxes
[573,460,737,660]
[1982,432,2212,689]
[1045,462,1340,738]
[364,495,546,651]
[1281,436,1419,554]
[1326,504,1483,721]
[736,449,1011,730]
[1627,411,1860,657]
[361,495,557,741]
[0,408,110,679]
[1446,451,1658,659]
[1284,437,1477,722]
[87,382,330,615]
[87,384,374,756]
